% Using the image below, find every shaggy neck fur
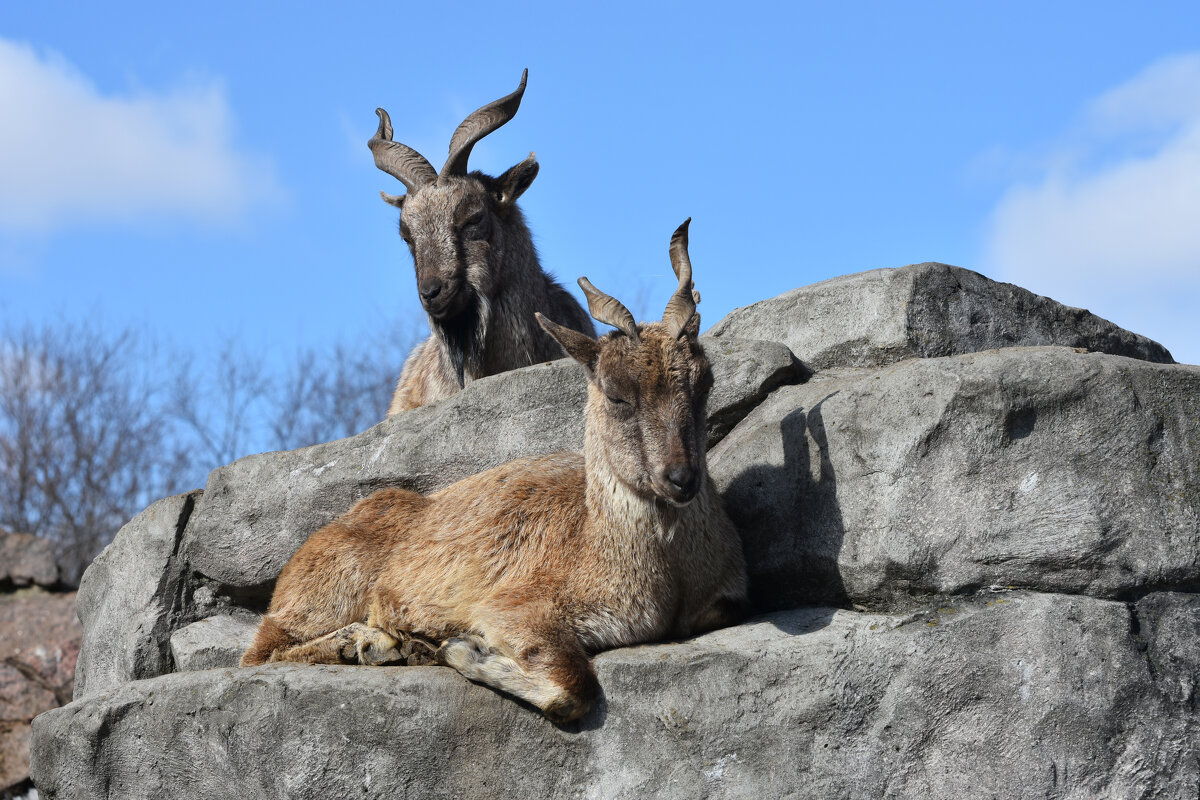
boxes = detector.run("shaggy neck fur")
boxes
[432,295,489,388]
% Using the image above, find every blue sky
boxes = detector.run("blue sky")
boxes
[2,2,1198,368]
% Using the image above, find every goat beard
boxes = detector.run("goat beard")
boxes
[436,295,488,388]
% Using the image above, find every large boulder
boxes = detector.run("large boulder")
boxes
[710,347,1200,611]
[30,592,1198,799]
[707,262,1174,370]
[32,267,1200,799]
[72,492,202,698]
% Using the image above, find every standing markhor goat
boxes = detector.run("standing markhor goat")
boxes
[371,69,595,415]
[242,220,748,723]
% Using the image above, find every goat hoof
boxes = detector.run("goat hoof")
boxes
[542,694,590,724]
[356,630,402,666]
[358,642,401,665]
[334,624,364,662]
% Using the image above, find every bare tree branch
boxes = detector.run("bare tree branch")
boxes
[0,322,187,582]
[0,316,421,582]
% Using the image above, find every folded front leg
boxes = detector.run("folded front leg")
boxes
[436,624,599,723]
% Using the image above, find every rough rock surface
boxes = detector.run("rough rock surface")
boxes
[169,615,259,672]
[700,336,801,445]
[72,493,201,699]
[1,588,79,794]
[710,347,1200,611]
[31,266,1200,799]
[707,262,1174,370]
[0,534,59,590]
[31,592,1199,799]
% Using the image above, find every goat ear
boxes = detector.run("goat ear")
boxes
[683,311,701,339]
[380,191,405,209]
[536,313,598,372]
[496,153,539,213]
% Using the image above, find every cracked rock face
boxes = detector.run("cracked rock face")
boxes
[72,492,201,698]
[32,264,1200,799]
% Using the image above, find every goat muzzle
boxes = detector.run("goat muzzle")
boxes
[654,462,701,506]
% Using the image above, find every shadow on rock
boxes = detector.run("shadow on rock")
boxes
[723,395,849,614]
[759,605,840,638]
[563,689,609,733]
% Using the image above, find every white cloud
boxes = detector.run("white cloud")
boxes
[1089,54,1200,134]
[983,54,1200,365]
[0,38,282,232]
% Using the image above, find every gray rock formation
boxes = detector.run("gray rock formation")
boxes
[169,614,259,672]
[71,492,201,698]
[710,347,1200,611]
[30,593,1199,799]
[707,262,1174,370]
[30,264,1200,798]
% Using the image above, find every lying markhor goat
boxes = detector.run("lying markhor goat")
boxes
[242,220,748,723]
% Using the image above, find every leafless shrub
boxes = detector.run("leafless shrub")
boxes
[0,318,419,582]
[0,322,187,582]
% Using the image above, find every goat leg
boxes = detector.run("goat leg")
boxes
[436,628,598,724]
[262,623,401,666]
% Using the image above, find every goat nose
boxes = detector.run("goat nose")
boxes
[419,280,443,301]
[664,464,698,495]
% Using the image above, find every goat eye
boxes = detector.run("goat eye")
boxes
[460,210,489,239]
[399,221,413,242]
[603,393,635,419]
